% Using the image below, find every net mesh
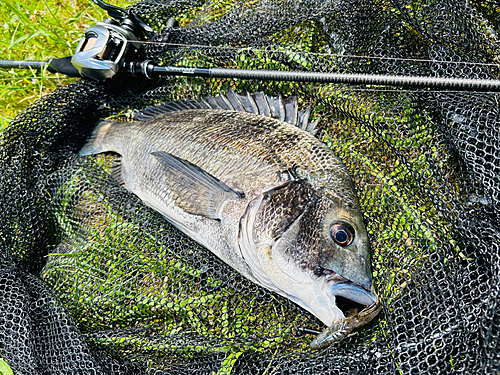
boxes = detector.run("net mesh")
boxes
[1,0,499,373]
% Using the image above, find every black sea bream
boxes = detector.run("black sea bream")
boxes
[80,90,380,348]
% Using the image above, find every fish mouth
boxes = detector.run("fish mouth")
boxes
[326,273,378,318]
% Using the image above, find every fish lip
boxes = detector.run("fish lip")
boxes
[326,274,378,308]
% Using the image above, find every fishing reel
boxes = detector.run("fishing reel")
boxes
[4,0,497,90]
[72,0,177,81]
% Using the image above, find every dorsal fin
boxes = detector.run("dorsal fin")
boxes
[135,99,208,121]
[135,88,319,134]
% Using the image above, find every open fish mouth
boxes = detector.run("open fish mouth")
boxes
[326,272,378,318]
[308,271,380,349]
[310,296,381,349]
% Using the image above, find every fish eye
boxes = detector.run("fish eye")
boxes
[330,221,355,247]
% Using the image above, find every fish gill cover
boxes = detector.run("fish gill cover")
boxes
[0,0,499,374]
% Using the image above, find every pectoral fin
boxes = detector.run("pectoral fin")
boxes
[151,151,243,219]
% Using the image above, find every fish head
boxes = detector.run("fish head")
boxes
[317,190,373,292]
[246,177,377,327]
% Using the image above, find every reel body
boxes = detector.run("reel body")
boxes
[72,20,141,81]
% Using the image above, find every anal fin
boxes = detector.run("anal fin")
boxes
[151,152,244,219]
[110,157,126,187]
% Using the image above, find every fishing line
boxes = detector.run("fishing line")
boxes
[130,40,500,68]
[1,0,499,91]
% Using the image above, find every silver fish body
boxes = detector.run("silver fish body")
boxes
[80,91,379,342]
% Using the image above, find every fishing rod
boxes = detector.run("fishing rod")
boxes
[2,0,500,92]
[4,56,500,92]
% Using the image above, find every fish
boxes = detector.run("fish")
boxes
[79,89,380,348]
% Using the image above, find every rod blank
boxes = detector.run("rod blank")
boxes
[0,58,81,77]
[2,59,500,91]
[0,60,46,69]
[208,68,500,92]
[152,65,500,91]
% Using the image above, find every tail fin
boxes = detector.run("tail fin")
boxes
[79,121,114,156]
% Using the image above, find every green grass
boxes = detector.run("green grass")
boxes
[0,0,135,130]
[0,359,14,375]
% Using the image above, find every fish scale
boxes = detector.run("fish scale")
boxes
[139,111,304,193]
[79,91,379,347]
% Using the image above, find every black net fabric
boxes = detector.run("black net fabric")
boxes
[1,0,499,373]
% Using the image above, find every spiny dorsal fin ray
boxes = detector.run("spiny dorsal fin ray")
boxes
[135,99,208,121]
[238,90,259,114]
[283,96,298,126]
[225,88,245,111]
[136,89,318,134]
[253,92,271,117]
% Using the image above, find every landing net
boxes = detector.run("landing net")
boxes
[0,0,499,373]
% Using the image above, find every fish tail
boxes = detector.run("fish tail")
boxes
[79,121,114,155]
